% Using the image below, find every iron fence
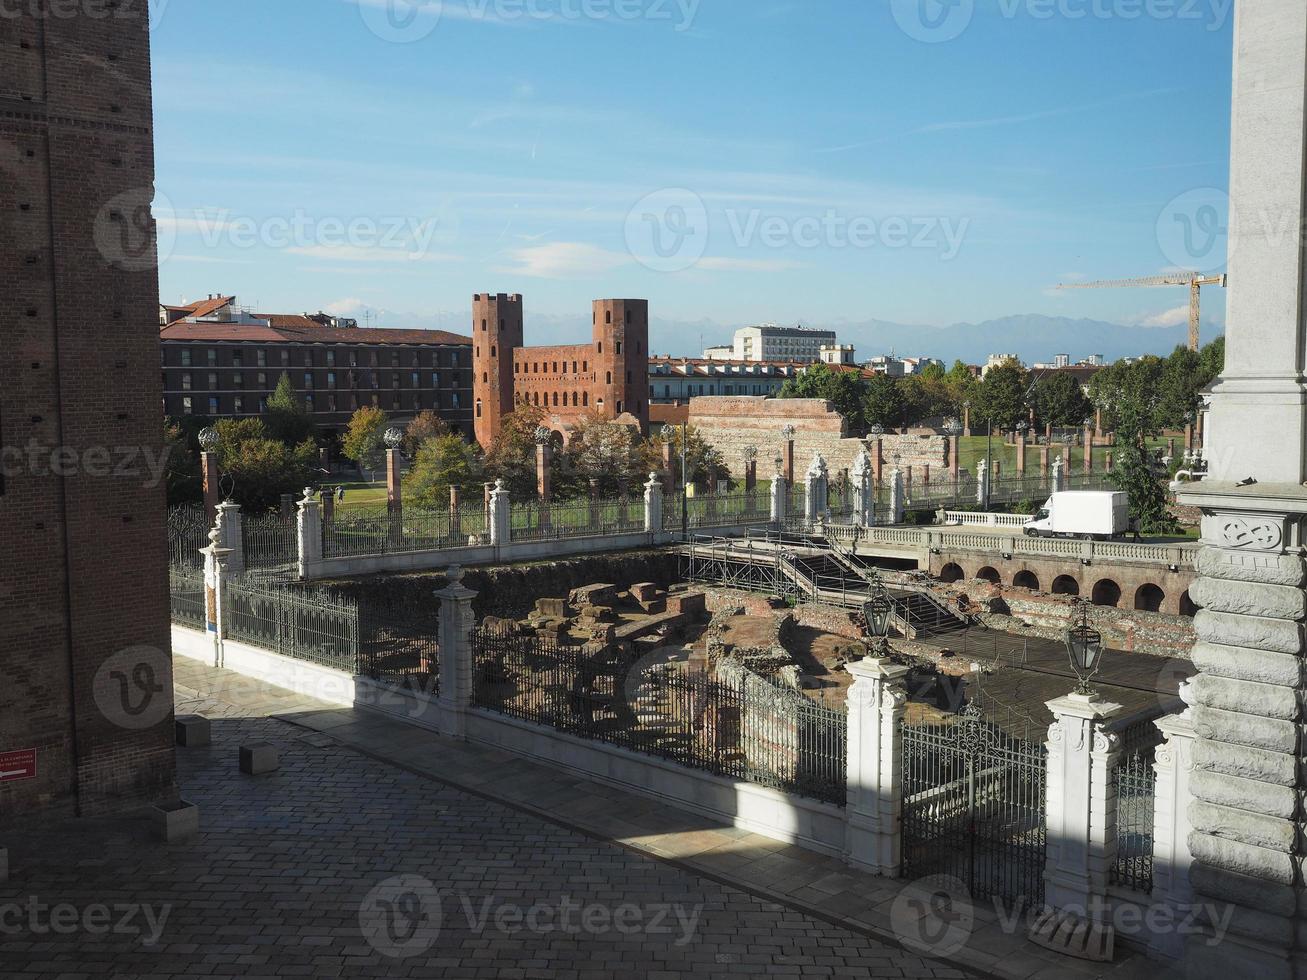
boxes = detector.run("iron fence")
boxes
[242,512,297,573]
[168,506,209,571]
[358,593,441,692]
[470,623,847,804]
[169,568,207,630]
[686,489,771,529]
[510,496,644,542]
[222,578,359,672]
[1113,749,1157,894]
[323,504,488,558]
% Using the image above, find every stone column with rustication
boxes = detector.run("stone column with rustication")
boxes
[296,486,322,581]
[641,472,662,535]
[851,449,874,527]
[437,565,476,739]
[770,461,787,527]
[488,479,510,547]
[215,499,244,577]
[888,468,904,525]
[805,453,828,525]
[1149,692,1197,962]
[844,656,910,876]
[1043,690,1124,924]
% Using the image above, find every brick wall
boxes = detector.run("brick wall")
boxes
[1,5,177,816]
[688,396,872,477]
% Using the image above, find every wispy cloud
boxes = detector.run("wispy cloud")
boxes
[498,241,631,278]
[1137,305,1190,328]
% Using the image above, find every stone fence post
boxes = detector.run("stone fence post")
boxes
[976,458,989,507]
[851,449,874,526]
[1043,690,1123,925]
[805,453,829,525]
[296,486,322,580]
[437,565,476,739]
[643,472,663,534]
[1051,454,1067,493]
[844,656,909,875]
[488,479,511,548]
[888,468,904,524]
[215,499,244,576]
[1149,697,1197,961]
[770,470,787,527]
[201,519,231,667]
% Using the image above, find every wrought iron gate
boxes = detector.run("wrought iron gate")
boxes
[901,704,1046,910]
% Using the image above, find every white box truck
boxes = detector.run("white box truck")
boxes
[1023,491,1130,540]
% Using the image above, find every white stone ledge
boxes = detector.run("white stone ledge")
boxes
[1191,704,1300,754]
[1191,739,1298,786]
[1195,547,1307,588]
[1190,769,1298,818]
[1194,609,1304,655]
[1188,832,1297,885]
[1188,673,1300,720]
[1190,800,1296,852]
[1190,576,1307,620]
[1190,641,1307,687]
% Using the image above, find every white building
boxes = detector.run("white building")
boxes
[983,353,1023,376]
[727,324,837,362]
[648,358,801,403]
[819,344,857,365]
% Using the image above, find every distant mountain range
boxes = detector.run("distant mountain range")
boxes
[357,307,1217,365]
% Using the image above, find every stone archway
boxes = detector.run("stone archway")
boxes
[1179,590,1198,618]
[1013,570,1040,591]
[939,562,964,584]
[976,566,1001,585]
[1134,583,1165,613]
[1051,574,1079,597]
[1091,579,1122,608]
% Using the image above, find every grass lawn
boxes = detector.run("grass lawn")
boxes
[326,479,389,513]
[951,435,1173,477]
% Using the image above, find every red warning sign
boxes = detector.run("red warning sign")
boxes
[0,748,37,783]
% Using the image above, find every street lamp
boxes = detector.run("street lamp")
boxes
[383,427,405,451]
[1064,599,1104,695]
[863,574,894,655]
[943,417,962,436]
[198,426,220,453]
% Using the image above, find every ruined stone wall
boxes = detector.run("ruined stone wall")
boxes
[688,396,871,477]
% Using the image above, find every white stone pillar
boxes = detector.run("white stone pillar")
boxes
[437,565,476,740]
[1051,454,1066,493]
[296,486,322,580]
[1149,697,1197,962]
[770,468,787,527]
[888,468,904,525]
[643,471,662,534]
[215,499,244,576]
[976,457,989,507]
[851,449,874,526]
[201,519,229,667]
[1043,691,1123,921]
[804,453,828,525]
[844,656,909,876]
[488,478,511,547]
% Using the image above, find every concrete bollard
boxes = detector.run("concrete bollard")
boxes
[239,743,279,775]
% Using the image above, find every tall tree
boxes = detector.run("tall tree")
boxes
[653,425,729,489]
[1108,359,1177,534]
[402,433,482,509]
[341,406,389,478]
[263,371,313,446]
[404,410,449,455]
[483,404,547,499]
[212,418,317,512]
[863,373,905,429]
[972,360,1030,430]
[778,363,867,431]
[1029,371,1093,427]
[560,415,646,496]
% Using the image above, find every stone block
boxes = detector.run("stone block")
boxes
[1194,609,1304,655]
[568,583,619,607]
[151,799,200,843]
[239,743,279,775]
[1188,673,1298,720]
[630,582,660,603]
[666,591,706,618]
[534,597,572,619]
[1190,576,1307,620]
[175,714,211,748]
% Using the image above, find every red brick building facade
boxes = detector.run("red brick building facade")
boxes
[1,6,176,814]
[472,294,651,448]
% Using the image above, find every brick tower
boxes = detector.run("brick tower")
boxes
[1,5,177,814]
[592,299,650,429]
[472,293,524,447]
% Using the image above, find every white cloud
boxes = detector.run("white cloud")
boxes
[1137,305,1190,328]
[324,297,366,314]
[499,241,631,278]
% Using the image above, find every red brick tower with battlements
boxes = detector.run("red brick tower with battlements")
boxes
[472,293,524,448]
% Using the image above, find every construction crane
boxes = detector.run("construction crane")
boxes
[1056,273,1227,351]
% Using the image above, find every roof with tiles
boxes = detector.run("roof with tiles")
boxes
[159,322,471,345]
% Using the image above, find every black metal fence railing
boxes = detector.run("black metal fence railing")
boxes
[470,623,848,805]
[222,578,360,672]
[510,496,644,542]
[169,568,207,630]
[358,593,440,693]
[323,505,488,558]
[242,512,297,572]
[168,505,209,571]
[1113,750,1156,894]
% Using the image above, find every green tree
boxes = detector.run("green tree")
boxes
[162,421,203,506]
[560,415,646,496]
[212,418,317,512]
[972,360,1030,430]
[945,359,979,402]
[1106,359,1177,534]
[403,433,482,509]
[404,410,449,455]
[898,376,957,426]
[918,361,947,383]
[341,406,389,477]
[483,404,546,499]
[778,363,867,431]
[655,425,728,489]
[1029,371,1093,427]
[263,371,313,446]
[863,373,905,429]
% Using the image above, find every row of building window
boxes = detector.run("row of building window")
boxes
[173,370,468,392]
[174,347,462,370]
[178,390,463,416]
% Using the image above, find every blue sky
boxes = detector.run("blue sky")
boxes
[151,0,1234,350]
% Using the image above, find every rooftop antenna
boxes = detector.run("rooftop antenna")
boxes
[363,309,377,328]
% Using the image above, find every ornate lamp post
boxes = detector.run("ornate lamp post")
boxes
[198,425,222,524]
[943,417,962,482]
[1064,598,1104,695]
[863,574,895,656]
[384,426,405,521]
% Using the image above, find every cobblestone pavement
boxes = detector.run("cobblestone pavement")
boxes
[0,704,974,978]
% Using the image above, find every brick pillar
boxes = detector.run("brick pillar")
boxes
[949,433,960,479]
[1184,423,1195,451]
[449,485,461,537]
[536,442,552,500]
[921,464,930,486]
[320,489,334,524]
[1043,691,1124,924]
[201,451,220,526]
[1040,446,1050,475]
[872,438,884,484]
[1083,426,1094,472]
[963,403,972,437]
[588,478,601,529]
[783,439,795,486]
[744,459,757,493]
[993,460,1001,479]
[1105,452,1114,472]
[661,440,676,494]
[386,448,402,549]
[844,656,910,875]
[1094,408,1103,438]
[436,565,476,739]
[1016,429,1027,475]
